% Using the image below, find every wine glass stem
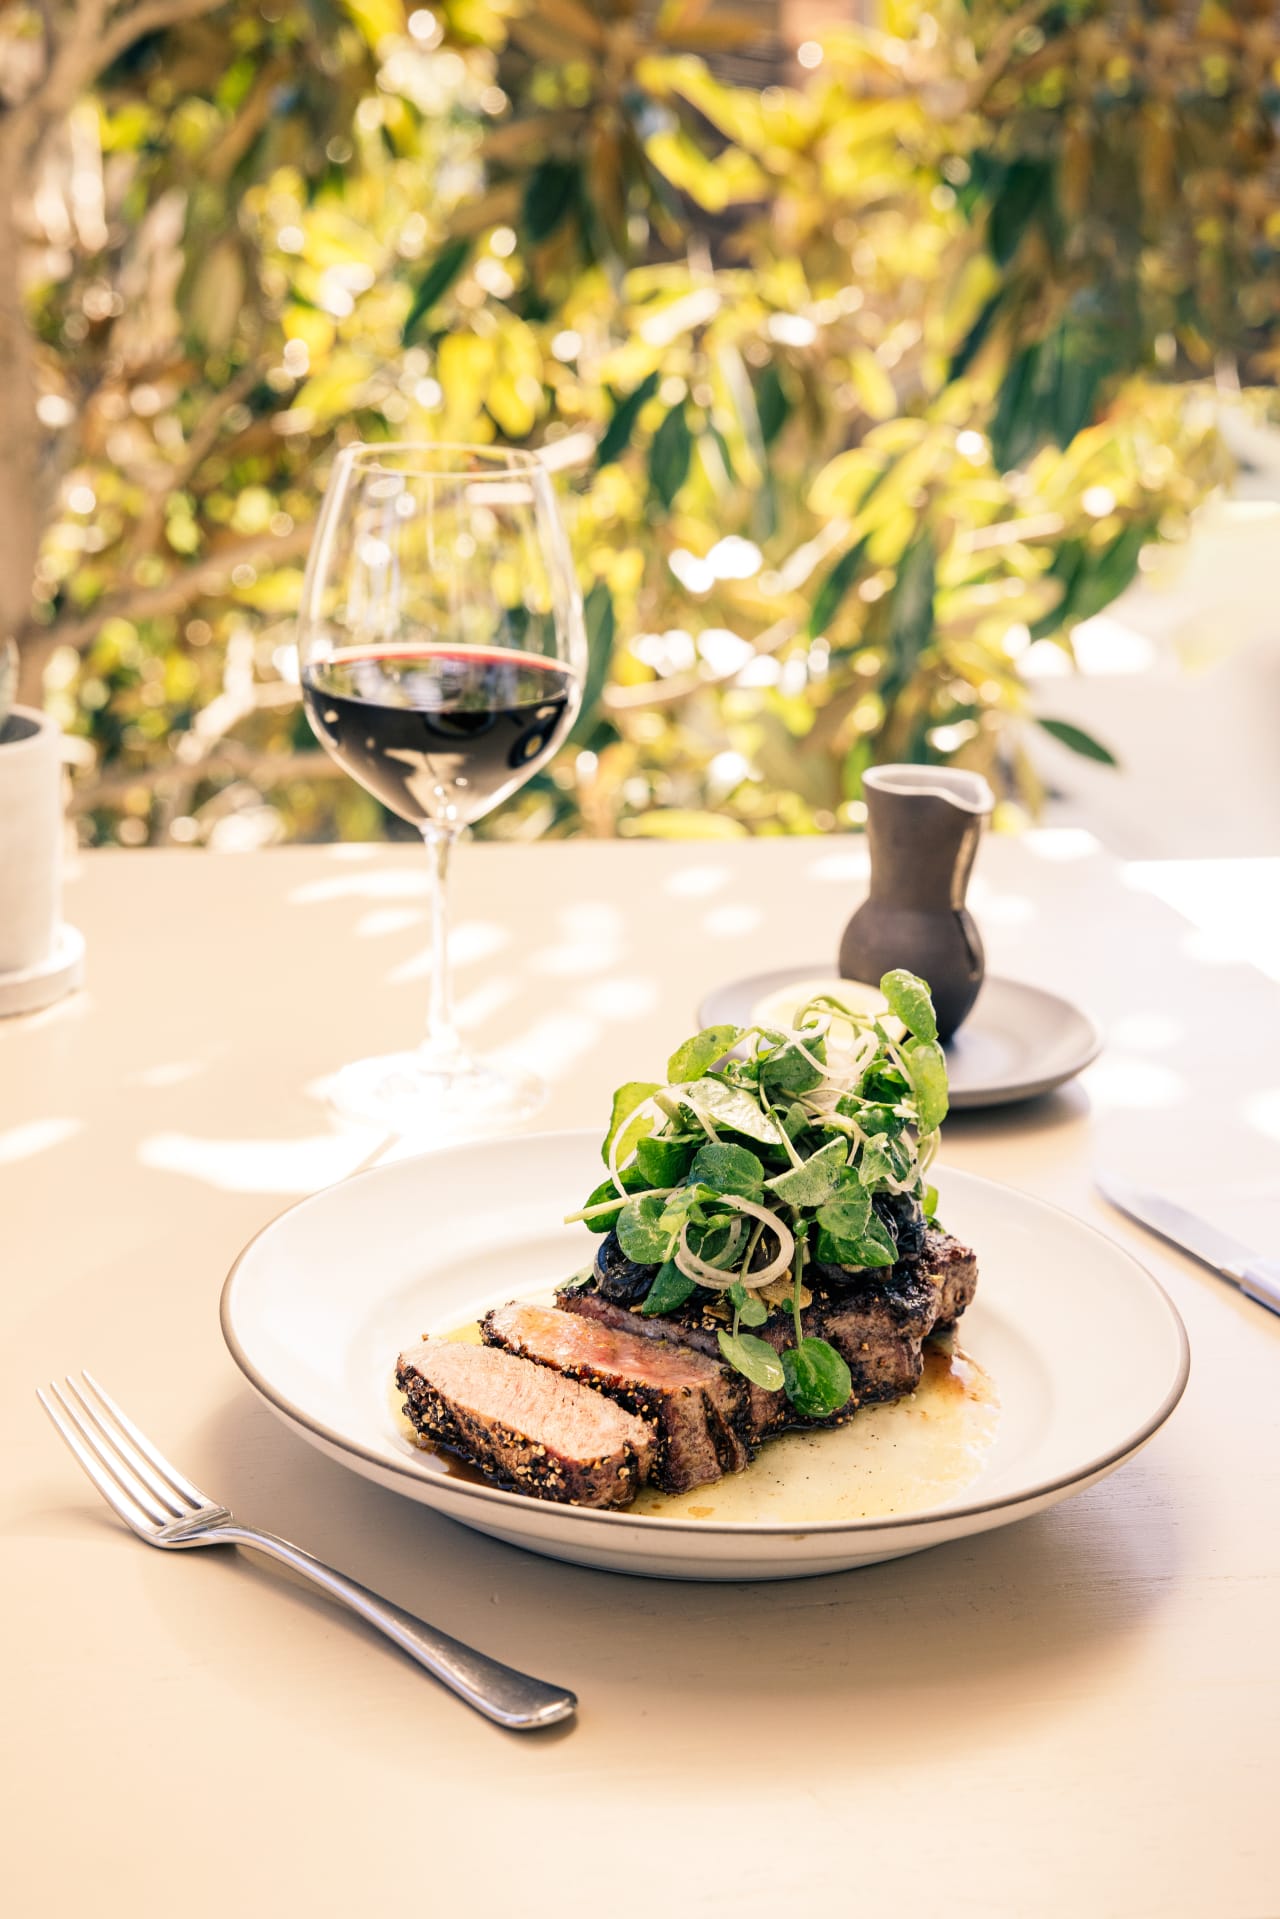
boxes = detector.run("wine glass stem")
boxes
[422,822,465,1069]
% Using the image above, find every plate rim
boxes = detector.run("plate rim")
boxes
[220,1131,1188,1540]
[697,967,1103,1107]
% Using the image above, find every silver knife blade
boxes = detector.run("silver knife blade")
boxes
[1096,1173,1256,1280]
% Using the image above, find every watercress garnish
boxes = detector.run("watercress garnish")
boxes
[568,968,949,1409]
[602,1080,659,1167]
[728,1278,768,1328]
[717,1330,785,1392]
[880,968,939,1045]
[688,1141,765,1200]
[615,1192,676,1263]
[667,1025,740,1083]
[781,1339,853,1420]
[642,1259,697,1316]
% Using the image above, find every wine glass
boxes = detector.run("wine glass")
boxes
[297,444,586,1134]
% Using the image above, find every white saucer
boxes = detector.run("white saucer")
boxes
[0,923,85,1018]
[697,968,1101,1109]
[221,1131,1187,1582]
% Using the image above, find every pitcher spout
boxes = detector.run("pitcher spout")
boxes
[862,766,994,815]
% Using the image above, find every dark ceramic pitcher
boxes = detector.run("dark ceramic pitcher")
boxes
[838,766,994,1043]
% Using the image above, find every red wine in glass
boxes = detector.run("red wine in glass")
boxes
[302,643,577,829]
[296,443,586,1136]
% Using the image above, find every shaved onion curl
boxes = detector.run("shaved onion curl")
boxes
[675,1195,795,1290]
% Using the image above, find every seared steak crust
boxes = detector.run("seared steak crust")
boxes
[398,1227,978,1508]
[481,1301,750,1492]
[396,1341,653,1509]
[927,1231,978,1327]
[559,1225,978,1446]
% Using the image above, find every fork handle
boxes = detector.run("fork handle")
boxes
[217,1524,576,1730]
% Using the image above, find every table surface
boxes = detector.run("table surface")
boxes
[4,833,1277,1919]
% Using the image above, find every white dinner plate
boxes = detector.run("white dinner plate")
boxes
[220,1131,1187,1582]
[698,967,1102,1108]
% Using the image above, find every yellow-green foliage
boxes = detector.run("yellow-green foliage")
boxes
[21,0,1273,844]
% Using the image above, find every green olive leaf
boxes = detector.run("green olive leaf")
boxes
[781,1338,853,1420]
[717,1330,785,1392]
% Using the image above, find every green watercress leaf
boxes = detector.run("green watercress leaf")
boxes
[728,1279,769,1327]
[675,1078,783,1145]
[688,1141,764,1200]
[718,1330,785,1392]
[814,1191,896,1268]
[766,1137,848,1207]
[575,1168,647,1232]
[859,1134,913,1189]
[658,1182,723,1234]
[757,1031,825,1100]
[922,1184,939,1222]
[616,1193,677,1264]
[859,1065,910,1104]
[781,1338,853,1420]
[667,1026,740,1083]
[634,1134,697,1186]
[904,1037,949,1133]
[815,1182,871,1238]
[879,969,938,1045]
[602,1080,659,1166]
[641,1258,697,1316]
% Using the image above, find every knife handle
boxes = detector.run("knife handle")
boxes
[1241,1259,1280,1317]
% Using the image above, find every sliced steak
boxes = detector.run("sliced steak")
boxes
[556,1225,980,1439]
[481,1301,751,1493]
[396,1340,652,1509]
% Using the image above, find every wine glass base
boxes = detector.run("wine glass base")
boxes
[326,1050,548,1139]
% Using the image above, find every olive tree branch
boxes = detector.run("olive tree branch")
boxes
[13,0,228,158]
[965,0,1060,110]
[23,518,315,656]
[118,358,267,575]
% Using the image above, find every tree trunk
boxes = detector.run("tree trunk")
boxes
[0,126,48,710]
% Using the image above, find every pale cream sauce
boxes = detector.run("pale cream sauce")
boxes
[393,1305,1000,1524]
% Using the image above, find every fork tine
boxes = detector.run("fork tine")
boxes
[47,1382,174,1528]
[38,1388,157,1537]
[63,1376,191,1520]
[81,1369,209,1509]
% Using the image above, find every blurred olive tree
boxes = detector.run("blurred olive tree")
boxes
[2,0,1274,845]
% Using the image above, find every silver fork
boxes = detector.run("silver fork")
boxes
[38,1371,576,1731]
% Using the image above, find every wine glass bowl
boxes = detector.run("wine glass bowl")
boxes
[297,444,586,1135]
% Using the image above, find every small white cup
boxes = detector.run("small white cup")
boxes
[0,705,64,976]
